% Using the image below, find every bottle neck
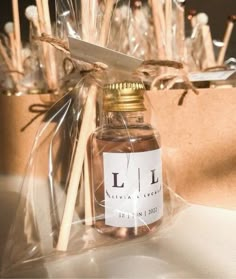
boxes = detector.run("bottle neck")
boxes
[103,111,145,127]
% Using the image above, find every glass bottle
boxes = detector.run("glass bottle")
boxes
[90,81,163,239]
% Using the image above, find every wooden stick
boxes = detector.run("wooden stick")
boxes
[25,6,41,36]
[41,0,58,90]
[36,0,51,77]
[130,6,149,58]
[0,40,18,86]
[35,0,43,32]
[176,1,186,62]
[188,9,197,28]
[165,0,173,59]
[9,33,17,67]
[12,0,23,72]
[81,0,98,42]
[36,0,58,91]
[79,0,98,229]
[4,22,17,69]
[41,0,52,36]
[83,0,113,227]
[56,85,97,251]
[36,0,50,80]
[157,1,166,38]
[81,0,90,41]
[191,13,208,42]
[151,0,166,59]
[200,25,216,69]
[85,0,114,224]
[84,149,94,226]
[57,0,114,251]
[99,0,114,46]
[84,90,96,227]
[217,15,236,65]
[0,42,14,71]
[90,0,98,43]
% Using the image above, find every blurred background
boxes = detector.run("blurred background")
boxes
[0,0,235,58]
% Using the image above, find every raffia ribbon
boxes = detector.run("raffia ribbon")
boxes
[35,33,198,96]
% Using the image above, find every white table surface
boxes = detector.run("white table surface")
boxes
[1,176,236,278]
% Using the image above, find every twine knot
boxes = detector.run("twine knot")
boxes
[135,59,199,95]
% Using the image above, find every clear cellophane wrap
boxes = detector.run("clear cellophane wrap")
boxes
[2,61,190,277]
[2,0,198,276]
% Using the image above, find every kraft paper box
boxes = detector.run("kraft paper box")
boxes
[0,94,59,178]
[147,88,236,209]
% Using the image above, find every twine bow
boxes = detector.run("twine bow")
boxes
[20,103,52,132]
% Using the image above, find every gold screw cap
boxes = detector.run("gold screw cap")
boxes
[103,81,146,112]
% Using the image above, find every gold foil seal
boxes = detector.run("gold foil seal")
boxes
[103,81,146,112]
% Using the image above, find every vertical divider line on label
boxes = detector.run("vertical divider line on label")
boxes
[138,168,141,193]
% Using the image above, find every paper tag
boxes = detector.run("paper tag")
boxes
[189,70,236,82]
[69,37,236,83]
[103,149,163,228]
[69,37,142,72]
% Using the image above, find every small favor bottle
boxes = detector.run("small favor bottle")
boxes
[90,81,163,238]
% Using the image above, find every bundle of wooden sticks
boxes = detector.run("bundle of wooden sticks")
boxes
[0,0,235,94]
[0,0,58,94]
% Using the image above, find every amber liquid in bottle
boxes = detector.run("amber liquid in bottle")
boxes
[90,111,163,239]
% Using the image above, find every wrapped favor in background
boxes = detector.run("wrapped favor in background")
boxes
[0,0,69,178]
[147,87,236,210]
[0,0,68,269]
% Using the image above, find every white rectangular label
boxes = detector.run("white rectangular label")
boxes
[188,70,236,82]
[103,149,163,228]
